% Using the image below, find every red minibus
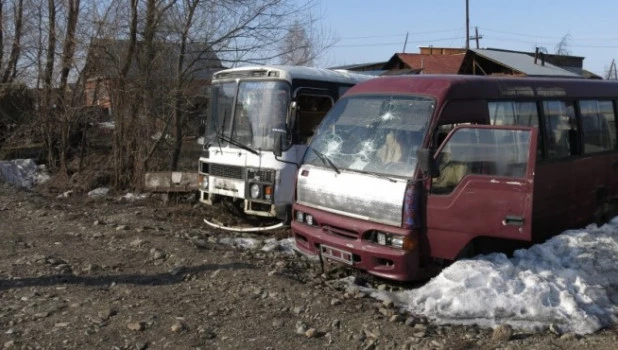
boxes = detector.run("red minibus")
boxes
[291,75,618,281]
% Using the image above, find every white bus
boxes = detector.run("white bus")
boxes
[198,65,372,229]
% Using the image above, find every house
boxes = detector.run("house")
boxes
[336,47,602,79]
[82,39,225,120]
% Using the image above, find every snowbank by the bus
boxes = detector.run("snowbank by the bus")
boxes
[0,159,49,189]
[361,217,618,335]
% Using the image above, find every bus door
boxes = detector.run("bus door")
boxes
[425,125,538,260]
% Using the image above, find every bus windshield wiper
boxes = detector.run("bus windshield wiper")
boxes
[310,148,340,174]
[217,132,260,155]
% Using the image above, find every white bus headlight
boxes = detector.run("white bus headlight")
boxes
[198,175,208,190]
[250,184,261,199]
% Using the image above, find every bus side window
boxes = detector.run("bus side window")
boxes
[431,129,476,194]
[542,101,577,159]
[580,100,616,154]
[296,94,333,143]
[488,101,542,159]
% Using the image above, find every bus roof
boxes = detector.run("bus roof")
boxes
[344,75,618,101]
[213,65,374,85]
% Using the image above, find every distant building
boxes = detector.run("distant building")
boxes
[333,46,602,79]
[82,39,225,118]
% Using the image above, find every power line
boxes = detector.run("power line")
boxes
[481,27,618,42]
[338,28,463,41]
[332,36,467,49]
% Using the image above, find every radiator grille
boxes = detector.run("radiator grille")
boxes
[209,164,243,179]
[322,224,358,240]
[247,169,275,183]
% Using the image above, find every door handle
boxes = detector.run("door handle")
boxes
[503,215,524,226]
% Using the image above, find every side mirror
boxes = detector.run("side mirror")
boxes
[273,133,283,157]
[416,148,440,178]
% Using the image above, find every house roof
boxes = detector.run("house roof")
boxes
[472,49,581,77]
[385,53,466,74]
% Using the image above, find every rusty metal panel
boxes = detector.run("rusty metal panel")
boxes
[144,172,197,192]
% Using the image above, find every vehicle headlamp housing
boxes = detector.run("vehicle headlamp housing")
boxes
[367,230,415,251]
[250,183,261,199]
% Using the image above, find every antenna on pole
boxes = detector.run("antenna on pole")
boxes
[607,59,617,80]
[465,0,470,49]
[403,32,409,53]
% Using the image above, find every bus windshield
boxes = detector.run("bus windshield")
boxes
[304,95,435,178]
[206,80,290,151]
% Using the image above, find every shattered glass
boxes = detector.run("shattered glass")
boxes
[305,95,434,178]
[205,80,290,151]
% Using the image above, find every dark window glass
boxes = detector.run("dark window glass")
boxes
[542,101,577,159]
[579,100,616,154]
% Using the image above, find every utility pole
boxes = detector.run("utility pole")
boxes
[403,32,409,53]
[465,0,470,49]
[469,26,483,49]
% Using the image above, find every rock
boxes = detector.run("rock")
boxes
[171,320,186,332]
[304,328,317,338]
[134,342,148,350]
[295,321,308,335]
[382,299,394,308]
[128,321,146,331]
[169,266,184,276]
[549,323,563,335]
[389,314,404,323]
[272,319,284,328]
[292,306,304,315]
[560,332,578,341]
[150,248,165,260]
[98,308,116,320]
[331,319,341,329]
[378,307,393,317]
[116,225,129,231]
[362,340,376,350]
[412,323,427,338]
[492,324,513,342]
[130,238,145,247]
[330,298,342,306]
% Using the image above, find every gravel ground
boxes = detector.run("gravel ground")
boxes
[1,184,618,350]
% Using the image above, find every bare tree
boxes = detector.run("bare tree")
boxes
[278,20,313,66]
[1,0,336,191]
[1,0,24,83]
[555,33,571,56]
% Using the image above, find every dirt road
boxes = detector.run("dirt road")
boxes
[1,184,617,349]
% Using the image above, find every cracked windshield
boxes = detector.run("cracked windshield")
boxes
[305,95,434,177]
[206,80,290,150]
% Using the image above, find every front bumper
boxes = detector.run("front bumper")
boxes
[291,203,421,281]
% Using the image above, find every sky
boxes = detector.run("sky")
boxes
[314,0,618,78]
[2,158,618,335]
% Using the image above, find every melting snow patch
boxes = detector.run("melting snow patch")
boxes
[218,237,261,250]
[0,159,49,189]
[261,238,296,254]
[88,187,110,198]
[348,217,618,335]
[120,192,150,201]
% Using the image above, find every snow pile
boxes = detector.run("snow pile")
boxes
[217,237,296,254]
[87,187,110,198]
[0,159,49,189]
[363,217,618,335]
